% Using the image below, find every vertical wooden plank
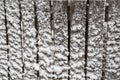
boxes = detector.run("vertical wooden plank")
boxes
[53,1,68,79]
[101,1,108,80]
[21,0,37,79]
[36,0,53,79]
[106,0,120,79]
[33,1,39,80]
[18,0,24,79]
[70,1,86,80]
[0,0,8,80]
[88,1,105,80]
[5,0,23,79]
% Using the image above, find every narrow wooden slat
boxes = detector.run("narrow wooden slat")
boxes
[88,1,105,80]
[70,1,86,80]
[21,0,37,79]
[36,0,53,79]
[33,1,39,80]
[5,0,23,79]
[0,0,8,80]
[53,1,68,79]
[106,0,120,79]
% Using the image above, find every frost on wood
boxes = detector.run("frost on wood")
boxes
[70,2,86,80]
[0,0,8,80]
[36,0,53,79]
[0,0,120,80]
[105,0,120,79]
[54,1,68,79]
[87,1,105,80]
[21,0,37,79]
[5,0,23,79]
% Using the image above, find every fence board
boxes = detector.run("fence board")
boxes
[70,1,86,80]
[0,0,8,80]
[21,0,37,79]
[106,0,120,79]
[6,0,23,79]
[36,0,53,80]
[88,1,105,80]
[53,1,68,80]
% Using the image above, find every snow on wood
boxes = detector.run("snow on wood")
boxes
[5,0,23,79]
[0,0,8,80]
[87,1,105,80]
[106,0,120,79]
[21,0,37,79]
[70,1,86,80]
[0,0,120,80]
[36,0,53,79]
[53,1,68,79]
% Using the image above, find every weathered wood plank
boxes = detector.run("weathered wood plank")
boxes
[36,0,53,79]
[21,0,37,79]
[106,0,120,79]
[70,1,86,80]
[5,0,23,79]
[0,0,8,80]
[88,1,105,80]
[53,1,68,79]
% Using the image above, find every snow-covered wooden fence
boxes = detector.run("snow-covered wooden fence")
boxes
[0,0,120,80]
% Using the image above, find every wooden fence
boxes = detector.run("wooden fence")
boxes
[0,0,120,80]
